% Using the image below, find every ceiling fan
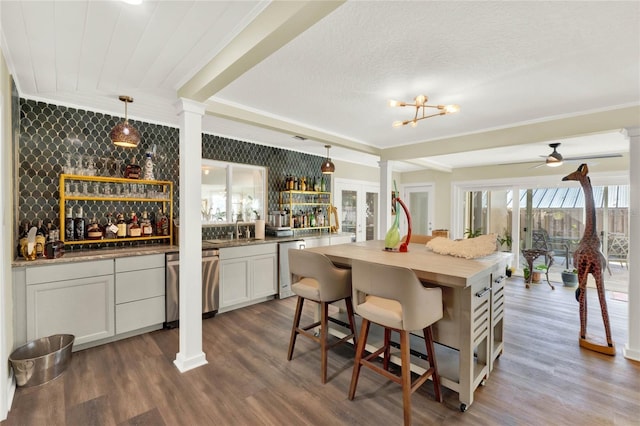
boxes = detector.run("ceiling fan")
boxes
[536,143,622,168]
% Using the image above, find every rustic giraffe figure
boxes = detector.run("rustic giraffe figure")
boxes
[562,164,615,355]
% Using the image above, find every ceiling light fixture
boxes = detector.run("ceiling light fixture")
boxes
[321,145,335,174]
[546,143,564,167]
[389,94,460,128]
[110,95,140,148]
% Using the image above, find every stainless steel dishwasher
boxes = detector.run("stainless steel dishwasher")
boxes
[165,249,220,328]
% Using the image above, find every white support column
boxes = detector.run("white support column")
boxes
[174,98,207,372]
[624,127,640,361]
[378,160,394,238]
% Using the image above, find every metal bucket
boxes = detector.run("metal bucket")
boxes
[9,334,74,387]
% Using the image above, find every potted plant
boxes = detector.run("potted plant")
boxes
[561,268,579,287]
[532,264,547,283]
[523,266,530,281]
[497,231,512,252]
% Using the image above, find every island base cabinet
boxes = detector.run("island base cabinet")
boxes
[26,274,115,347]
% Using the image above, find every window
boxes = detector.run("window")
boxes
[201,160,266,225]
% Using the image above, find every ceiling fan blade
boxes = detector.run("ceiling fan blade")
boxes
[564,153,623,161]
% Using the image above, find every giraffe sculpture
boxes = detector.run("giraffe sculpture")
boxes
[562,164,615,355]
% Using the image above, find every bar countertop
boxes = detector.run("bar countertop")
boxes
[11,233,354,267]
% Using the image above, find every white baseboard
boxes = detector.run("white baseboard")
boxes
[2,369,16,421]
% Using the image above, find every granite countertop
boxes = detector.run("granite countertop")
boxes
[11,233,354,267]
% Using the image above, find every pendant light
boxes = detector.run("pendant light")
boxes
[110,95,140,148]
[321,145,335,174]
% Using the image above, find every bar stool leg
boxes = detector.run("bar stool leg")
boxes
[423,325,442,402]
[400,330,412,426]
[345,296,358,347]
[383,329,392,371]
[320,302,329,384]
[287,296,304,361]
[348,318,370,400]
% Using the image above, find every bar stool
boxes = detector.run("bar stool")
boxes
[348,260,443,426]
[287,249,358,384]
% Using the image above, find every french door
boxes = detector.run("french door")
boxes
[399,184,435,237]
[334,179,379,242]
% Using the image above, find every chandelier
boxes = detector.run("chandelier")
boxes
[389,94,460,128]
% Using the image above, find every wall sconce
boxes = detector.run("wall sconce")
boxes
[389,94,460,128]
[321,145,335,174]
[110,95,140,148]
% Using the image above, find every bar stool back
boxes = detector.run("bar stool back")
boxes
[287,249,358,384]
[348,259,443,426]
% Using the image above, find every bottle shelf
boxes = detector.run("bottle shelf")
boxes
[279,189,332,231]
[59,174,173,245]
[63,235,171,245]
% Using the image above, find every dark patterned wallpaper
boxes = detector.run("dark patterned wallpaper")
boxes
[16,99,327,253]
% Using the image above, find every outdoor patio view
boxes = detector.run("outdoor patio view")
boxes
[464,185,629,293]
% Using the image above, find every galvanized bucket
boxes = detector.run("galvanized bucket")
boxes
[9,334,74,387]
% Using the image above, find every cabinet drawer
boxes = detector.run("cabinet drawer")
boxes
[115,267,165,304]
[26,259,113,285]
[115,254,165,273]
[116,296,165,334]
[220,243,276,260]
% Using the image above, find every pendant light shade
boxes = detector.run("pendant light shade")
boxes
[321,145,335,174]
[110,95,140,148]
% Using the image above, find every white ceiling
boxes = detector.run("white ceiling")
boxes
[1,0,638,172]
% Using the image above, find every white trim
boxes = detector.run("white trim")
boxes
[0,86,10,421]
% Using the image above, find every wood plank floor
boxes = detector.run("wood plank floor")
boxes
[3,277,639,426]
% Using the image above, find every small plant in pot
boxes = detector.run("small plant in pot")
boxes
[561,268,579,287]
[532,264,548,283]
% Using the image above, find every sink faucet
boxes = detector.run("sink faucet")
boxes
[235,219,242,240]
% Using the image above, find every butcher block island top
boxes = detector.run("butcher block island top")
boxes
[305,240,511,288]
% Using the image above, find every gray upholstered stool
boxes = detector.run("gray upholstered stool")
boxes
[348,259,443,426]
[287,249,357,384]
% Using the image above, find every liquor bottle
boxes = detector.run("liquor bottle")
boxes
[128,212,141,237]
[158,209,169,236]
[34,219,46,257]
[143,152,155,180]
[116,213,127,238]
[104,213,118,239]
[65,207,74,241]
[310,210,316,227]
[141,210,153,236]
[300,177,306,192]
[124,157,141,179]
[74,207,86,241]
[320,175,326,192]
[17,220,30,258]
[86,214,103,240]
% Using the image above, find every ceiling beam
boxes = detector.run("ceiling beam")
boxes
[178,1,344,102]
[203,99,380,156]
[381,105,640,161]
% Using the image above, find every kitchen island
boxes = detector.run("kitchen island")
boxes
[306,240,511,411]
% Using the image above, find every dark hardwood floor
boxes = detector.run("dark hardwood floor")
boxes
[3,277,639,425]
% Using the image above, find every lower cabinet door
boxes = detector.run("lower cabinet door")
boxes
[26,275,115,346]
[251,254,277,299]
[220,258,251,308]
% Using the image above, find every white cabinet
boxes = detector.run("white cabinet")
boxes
[26,260,115,346]
[20,253,166,350]
[115,254,165,334]
[219,243,277,312]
